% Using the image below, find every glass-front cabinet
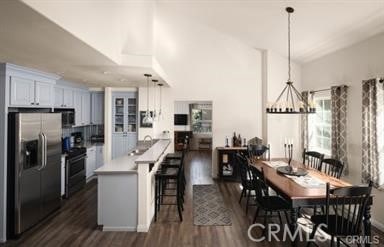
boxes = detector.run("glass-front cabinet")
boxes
[112,92,138,159]
[127,98,137,132]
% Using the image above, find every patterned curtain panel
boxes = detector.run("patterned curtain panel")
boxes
[301,91,309,152]
[362,78,384,189]
[331,86,348,174]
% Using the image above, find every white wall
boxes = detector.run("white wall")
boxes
[140,5,264,177]
[302,33,384,229]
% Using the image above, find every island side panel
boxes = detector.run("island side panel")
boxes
[137,143,172,232]
[98,173,138,231]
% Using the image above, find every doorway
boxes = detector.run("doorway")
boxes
[174,101,212,151]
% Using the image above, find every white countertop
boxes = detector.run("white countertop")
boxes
[94,154,138,174]
[134,139,171,164]
[94,139,171,174]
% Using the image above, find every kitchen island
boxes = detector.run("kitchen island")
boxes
[95,139,171,232]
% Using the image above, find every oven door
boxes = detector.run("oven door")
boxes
[65,154,86,198]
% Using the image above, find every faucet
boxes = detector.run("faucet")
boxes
[143,135,153,147]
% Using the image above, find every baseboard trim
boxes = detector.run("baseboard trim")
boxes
[102,226,136,232]
[372,219,384,233]
[137,224,149,232]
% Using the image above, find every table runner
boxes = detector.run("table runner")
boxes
[263,161,326,188]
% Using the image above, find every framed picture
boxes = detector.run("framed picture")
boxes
[140,111,153,128]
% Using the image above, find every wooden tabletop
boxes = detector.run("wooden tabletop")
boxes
[251,158,352,202]
[216,146,248,150]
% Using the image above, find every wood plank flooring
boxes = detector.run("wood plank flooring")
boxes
[2,151,383,247]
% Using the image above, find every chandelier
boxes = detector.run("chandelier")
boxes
[266,7,316,114]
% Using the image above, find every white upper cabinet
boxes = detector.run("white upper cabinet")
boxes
[91,92,104,125]
[54,87,64,107]
[63,88,74,108]
[54,86,74,108]
[73,90,91,126]
[74,90,83,126]
[7,64,58,108]
[10,76,35,106]
[81,92,91,125]
[9,77,53,107]
[35,81,53,107]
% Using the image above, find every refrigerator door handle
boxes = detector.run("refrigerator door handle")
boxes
[42,133,48,169]
[37,133,45,171]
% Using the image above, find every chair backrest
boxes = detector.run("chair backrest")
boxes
[248,144,270,161]
[325,181,373,236]
[249,166,269,200]
[321,158,344,179]
[235,153,251,187]
[302,149,324,170]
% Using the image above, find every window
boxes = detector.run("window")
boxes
[190,104,212,134]
[308,94,332,155]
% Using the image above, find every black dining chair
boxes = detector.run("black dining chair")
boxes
[249,166,290,231]
[320,158,344,179]
[307,181,373,247]
[236,153,255,214]
[303,149,324,171]
[248,144,271,161]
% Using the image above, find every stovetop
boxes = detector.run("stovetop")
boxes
[66,147,87,159]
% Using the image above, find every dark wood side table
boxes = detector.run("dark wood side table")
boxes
[217,147,248,182]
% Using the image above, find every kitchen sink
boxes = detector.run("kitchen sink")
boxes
[129,148,148,156]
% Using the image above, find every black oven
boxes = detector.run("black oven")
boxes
[54,109,75,128]
[65,147,86,198]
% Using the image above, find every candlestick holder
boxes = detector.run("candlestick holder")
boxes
[278,143,308,177]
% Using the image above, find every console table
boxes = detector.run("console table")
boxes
[217,147,248,181]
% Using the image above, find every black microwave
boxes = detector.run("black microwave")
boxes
[54,109,75,128]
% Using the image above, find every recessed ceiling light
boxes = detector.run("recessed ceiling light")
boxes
[103,71,111,75]
[119,78,126,82]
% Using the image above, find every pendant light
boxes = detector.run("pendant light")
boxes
[152,79,158,121]
[143,74,153,124]
[158,83,164,119]
[266,7,315,114]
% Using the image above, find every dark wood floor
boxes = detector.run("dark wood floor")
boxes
[2,151,383,247]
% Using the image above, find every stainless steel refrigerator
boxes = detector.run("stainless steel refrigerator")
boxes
[7,113,62,237]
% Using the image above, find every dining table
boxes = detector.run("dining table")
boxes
[250,158,373,247]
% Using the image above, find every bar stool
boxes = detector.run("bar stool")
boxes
[161,148,187,203]
[154,161,184,222]
[162,142,187,189]
[165,137,189,160]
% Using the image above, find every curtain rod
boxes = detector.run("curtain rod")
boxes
[309,85,348,94]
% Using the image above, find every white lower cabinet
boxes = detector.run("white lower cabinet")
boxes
[86,146,96,180]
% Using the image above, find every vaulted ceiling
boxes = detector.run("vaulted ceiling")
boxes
[1,0,383,87]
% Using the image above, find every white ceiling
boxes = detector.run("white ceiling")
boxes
[157,0,384,63]
[0,0,165,87]
[1,0,384,87]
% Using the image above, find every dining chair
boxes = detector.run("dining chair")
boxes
[307,181,373,247]
[320,158,344,179]
[248,144,271,161]
[249,166,290,232]
[303,149,324,171]
[236,153,255,214]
